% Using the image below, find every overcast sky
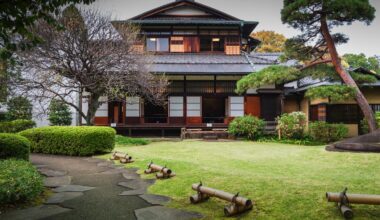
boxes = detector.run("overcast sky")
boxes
[84,0,380,56]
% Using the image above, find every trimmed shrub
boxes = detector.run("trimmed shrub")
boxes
[276,112,306,139]
[115,135,150,146]
[360,111,380,134]
[48,99,72,126]
[5,96,33,121]
[0,159,43,204]
[20,126,116,156]
[0,133,30,160]
[309,122,348,143]
[228,115,265,140]
[0,119,36,133]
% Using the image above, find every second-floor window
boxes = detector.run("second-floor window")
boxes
[200,37,225,52]
[147,37,169,52]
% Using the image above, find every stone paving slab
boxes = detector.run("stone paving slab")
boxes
[53,185,95,193]
[119,188,147,196]
[44,176,72,187]
[38,168,67,177]
[122,172,140,180]
[139,194,171,205]
[44,192,84,204]
[135,206,203,220]
[0,205,71,220]
[117,179,154,190]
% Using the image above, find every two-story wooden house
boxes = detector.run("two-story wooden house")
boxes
[85,0,283,136]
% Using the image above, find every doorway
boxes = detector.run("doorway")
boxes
[202,97,225,123]
[109,102,124,124]
[144,101,168,123]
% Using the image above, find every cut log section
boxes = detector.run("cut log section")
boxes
[326,188,380,219]
[144,162,175,179]
[190,182,253,216]
[110,151,134,164]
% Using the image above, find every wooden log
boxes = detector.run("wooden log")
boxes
[326,192,380,205]
[110,152,132,160]
[120,158,134,164]
[191,183,252,207]
[148,163,172,175]
[340,205,353,219]
[156,172,176,179]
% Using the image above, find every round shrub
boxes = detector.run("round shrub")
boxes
[0,159,43,204]
[20,126,116,156]
[228,115,265,140]
[309,122,348,143]
[0,133,30,160]
[276,112,306,139]
[0,119,36,133]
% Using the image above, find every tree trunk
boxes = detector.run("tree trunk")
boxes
[320,17,377,132]
[85,93,101,125]
[0,60,7,102]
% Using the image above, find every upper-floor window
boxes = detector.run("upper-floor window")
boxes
[200,37,225,52]
[147,37,169,52]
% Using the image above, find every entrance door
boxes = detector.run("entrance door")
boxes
[144,101,168,123]
[202,97,225,123]
[260,94,281,121]
[109,102,124,124]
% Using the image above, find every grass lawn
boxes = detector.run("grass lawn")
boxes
[99,140,380,220]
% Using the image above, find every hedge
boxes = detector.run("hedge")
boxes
[309,122,348,143]
[0,119,36,133]
[20,126,116,156]
[0,133,30,160]
[0,159,43,204]
[228,115,265,140]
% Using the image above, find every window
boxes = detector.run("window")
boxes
[226,37,240,46]
[169,96,184,117]
[187,96,201,117]
[327,104,362,124]
[146,37,169,52]
[309,105,319,122]
[200,37,225,52]
[229,97,244,117]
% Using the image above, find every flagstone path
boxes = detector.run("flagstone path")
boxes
[0,154,202,220]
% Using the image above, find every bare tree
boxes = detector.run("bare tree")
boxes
[15,6,167,125]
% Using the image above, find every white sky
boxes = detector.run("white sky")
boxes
[84,0,380,56]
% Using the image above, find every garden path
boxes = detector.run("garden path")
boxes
[1,154,202,220]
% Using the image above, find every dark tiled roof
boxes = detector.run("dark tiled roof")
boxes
[148,53,278,74]
[151,54,276,65]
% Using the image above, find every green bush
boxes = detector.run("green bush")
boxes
[276,112,306,139]
[0,159,43,204]
[360,111,380,134]
[228,115,265,140]
[115,135,150,145]
[48,99,72,126]
[20,126,116,156]
[0,119,36,133]
[0,133,30,160]
[309,122,348,143]
[5,96,33,121]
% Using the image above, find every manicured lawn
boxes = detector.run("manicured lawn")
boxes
[100,140,380,219]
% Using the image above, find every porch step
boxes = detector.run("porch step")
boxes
[264,121,277,134]
[203,135,218,140]
[181,128,229,139]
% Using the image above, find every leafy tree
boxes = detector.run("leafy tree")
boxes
[281,0,377,132]
[252,31,286,53]
[48,99,72,126]
[0,0,94,102]
[6,96,33,121]
[343,53,380,74]
[17,6,167,125]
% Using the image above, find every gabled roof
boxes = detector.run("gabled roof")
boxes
[129,0,240,21]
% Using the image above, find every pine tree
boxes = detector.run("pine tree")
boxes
[281,0,377,132]
[6,96,33,121]
[48,99,72,126]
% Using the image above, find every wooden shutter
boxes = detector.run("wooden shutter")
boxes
[184,37,200,53]
[245,96,261,117]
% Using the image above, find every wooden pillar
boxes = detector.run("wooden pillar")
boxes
[318,104,327,122]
